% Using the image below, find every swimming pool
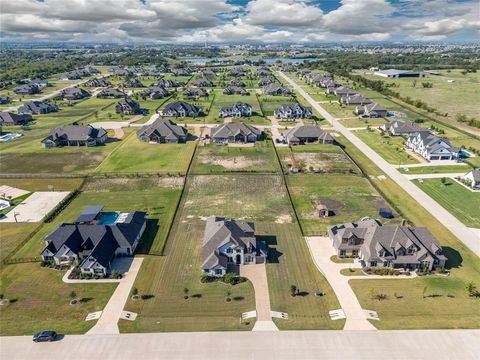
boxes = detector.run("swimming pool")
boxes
[97,212,120,225]
[0,133,22,142]
[386,111,401,118]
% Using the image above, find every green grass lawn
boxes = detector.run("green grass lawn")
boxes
[339,117,388,128]
[95,132,196,175]
[14,177,182,259]
[398,165,472,175]
[412,178,480,227]
[353,69,480,130]
[287,175,400,236]
[120,173,342,332]
[190,141,280,174]
[258,94,297,117]
[355,130,419,165]
[276,144,359,175]
[0,262,117,336]
[262,223,343,330]
[335,132,480,329]
[0,223,38,267]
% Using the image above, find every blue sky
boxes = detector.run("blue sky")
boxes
[1,0,478,43]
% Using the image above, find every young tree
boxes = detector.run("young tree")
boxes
[290,285,297,297]
[69,290,77,299]
[131,287,138,296]
[183,287,189,299]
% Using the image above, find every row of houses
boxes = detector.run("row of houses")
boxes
[383,120,459,161]
[302,71,388,118]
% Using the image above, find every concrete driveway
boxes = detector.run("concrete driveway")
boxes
[305,236,376,331]
[87,257,143,335]
[240,264,279,331]
[278,71,480,257]
[0,191,69,223]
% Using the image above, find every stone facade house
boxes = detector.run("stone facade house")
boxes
[274,103,312,120]
[18,101,58,115]
[202,216,267,277]
[41,124,107,147]
[263,83,292,96]
[0,112,33,126]
[211,122,262,144]
[285,126,334,145]
[223,86,249,96]
[328,218,447,271]
[97,88,126,98]
[60,87,91,100]
[159,101,201,118]
[219,103,252,118]
[137,119,188,144]
[355,103,388,118]
[115,98,141,115]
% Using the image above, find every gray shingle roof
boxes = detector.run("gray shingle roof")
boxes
[137,119,188,140]
[211,122,261,139]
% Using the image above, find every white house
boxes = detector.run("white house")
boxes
[406,132,459,161]
[463,169,480,189]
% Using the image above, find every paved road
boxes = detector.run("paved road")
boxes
[278,71,480,257]
[306,236,376,330]
[86,257,143,335]
[2,330,479,359]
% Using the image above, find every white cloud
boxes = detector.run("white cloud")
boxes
[0,0,478,42]
[245,0,323,27]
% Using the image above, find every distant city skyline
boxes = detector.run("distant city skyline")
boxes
[1,0,479,43]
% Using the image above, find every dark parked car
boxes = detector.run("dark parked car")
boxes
[33,330,57,342]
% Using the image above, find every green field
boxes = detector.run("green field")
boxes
[353,69,480,131]
[287,175,399,235]
[190,141,280,174]
[398,165,472,175]
[13,177,182,259]
[412,178,480,228]
[0,262,117,335]
[95,132,196,175]
[355,130,419,165]
[276,144,359,174]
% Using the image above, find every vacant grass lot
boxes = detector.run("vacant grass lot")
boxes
[355,130,419,165]
[287,175,399,236]
[354,69,480,130]
[95,132,196,175]
[276,144,359,174]
[14,177,182,258]
[0,223,38,266]
[336,133,480,329]
[413,178,480,228]
[0,262,117,335]
[190,141,280,174]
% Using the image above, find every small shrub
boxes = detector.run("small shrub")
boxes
[132,287,138,296]
[290,285,297,297]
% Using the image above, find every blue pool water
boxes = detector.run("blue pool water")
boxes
[97,212,119,225]
[0,134,14,141]
[386,111,401,118]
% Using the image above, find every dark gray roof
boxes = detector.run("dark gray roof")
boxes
[263,83,292,95]
[137,119,188,139]
[468,169,480,182]
[43,124,107,142]
[98,88,126,98]
[154,79,181,88]
[202,216,256,270]
[211,122,261,139]
[161,101,200,116]
[18,101,57,114]
[285,125,324,141]
[44,208,147,268]
[0,111,33,125]
[61,87,90,99]
[122,79,145,88]
[84,78,112,87]
[76,205,104,223]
